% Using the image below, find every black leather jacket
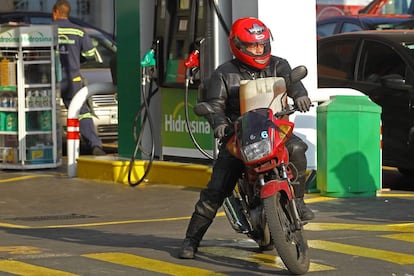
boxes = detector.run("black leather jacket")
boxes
[199,56,309,129]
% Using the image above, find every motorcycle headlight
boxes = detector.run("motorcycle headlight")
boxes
[241,139,271,162]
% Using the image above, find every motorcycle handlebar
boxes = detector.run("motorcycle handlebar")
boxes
[196,102,314,139]
[224,105,302,138]
[274,105,299,117]
[274,104,314,118]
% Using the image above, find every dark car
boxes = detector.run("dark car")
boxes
[317,30,414,175]
[317,14,414,38]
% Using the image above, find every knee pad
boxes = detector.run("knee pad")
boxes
[288,140,308,160]
[195,196,222,220]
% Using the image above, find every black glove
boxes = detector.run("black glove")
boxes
[295,96,311,112]
[214,124,228,139]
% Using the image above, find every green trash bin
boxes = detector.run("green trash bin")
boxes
[316,95,382,198]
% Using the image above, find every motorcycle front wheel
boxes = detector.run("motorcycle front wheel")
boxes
[263,192,310,275]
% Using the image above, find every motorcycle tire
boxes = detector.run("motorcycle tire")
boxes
[255,222,272,251]
[263,192,310,275]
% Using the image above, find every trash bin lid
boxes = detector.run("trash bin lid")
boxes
[317,95,381,113]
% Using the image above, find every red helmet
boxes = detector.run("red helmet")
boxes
[229,17,271,69]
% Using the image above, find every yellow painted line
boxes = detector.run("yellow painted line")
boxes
[304,196,337,203]
[0,211,274,229]
[34,216,193,228]
[200,246,287,270]
[0,216,193,229]
[0,212,220,229]
[0,246,41,254]
[248,253,335,272]
[1,211,413,236]
[0,260,77,276]
[0,174,55,183]
[383,166,398,171]
[0,222,30,229]
[83,252,226,276]
[381,233,414,243]
[200,246,335,272]
[305,222,414,233]
[377,193,414,197]
[309,240,414,265]
[0,196,333,230]
[307,260,336,272]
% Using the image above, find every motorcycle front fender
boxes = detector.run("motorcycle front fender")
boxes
[260,179,293,199]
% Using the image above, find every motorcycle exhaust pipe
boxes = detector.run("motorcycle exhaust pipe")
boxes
[223,195,250,234]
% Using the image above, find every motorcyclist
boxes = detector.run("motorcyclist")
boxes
[178,17,314,259]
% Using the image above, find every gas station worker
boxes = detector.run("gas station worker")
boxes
[52,0,105,155]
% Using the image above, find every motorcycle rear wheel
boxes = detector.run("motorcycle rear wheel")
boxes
[263,192,310,275]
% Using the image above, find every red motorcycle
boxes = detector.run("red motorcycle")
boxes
[194,66,310,275]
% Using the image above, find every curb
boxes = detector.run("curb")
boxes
[77,156,212,188]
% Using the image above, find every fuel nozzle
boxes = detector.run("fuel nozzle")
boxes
[184,49,199,68]
[185,49,200,84]
[140,48,156,85]
[185,38,204,84]
[141,49,156,68]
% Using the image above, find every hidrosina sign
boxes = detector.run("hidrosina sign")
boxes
[161,87,214,159]
[0,25,57,47]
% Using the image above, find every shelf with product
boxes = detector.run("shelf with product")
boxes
[0,24,61,169]
[0,47,18,164]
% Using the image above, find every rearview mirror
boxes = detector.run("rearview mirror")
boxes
[381,75,411,90]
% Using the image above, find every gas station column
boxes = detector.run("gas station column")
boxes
[258,0,318,169]
[258,0,317,97]
[115,0,141,158]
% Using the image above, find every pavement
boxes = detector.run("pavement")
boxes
[0,156,413,275]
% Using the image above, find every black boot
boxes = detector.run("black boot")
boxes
[178,213,212,259]
[291,171,315,221]
[295,197,315,221]
[178,238,198,259]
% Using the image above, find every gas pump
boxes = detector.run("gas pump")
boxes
[154,0,217,162]
[127,0,219,185]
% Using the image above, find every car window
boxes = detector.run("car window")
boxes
[80,36,115,69]
[376,0,414,14]
[0,15,26,24]
[317,22,337,38]
[393,19,414,29]
[318,39,358,81]
[0,15,51,25]
[29,17,53,24]
[341,22,363,33]
[358,40,406,82]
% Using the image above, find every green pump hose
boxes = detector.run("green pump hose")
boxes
[128,48,157,186]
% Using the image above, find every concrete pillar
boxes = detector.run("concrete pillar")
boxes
[116,0,141,158]
[258,0,318,169]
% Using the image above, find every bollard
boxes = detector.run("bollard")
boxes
[67,82,116,178]
[67,117,80,177]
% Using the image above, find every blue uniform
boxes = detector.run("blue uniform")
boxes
[55,18,102,149]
